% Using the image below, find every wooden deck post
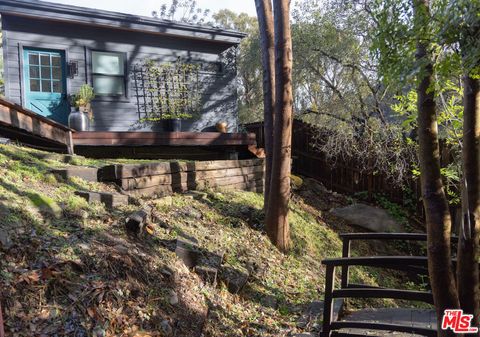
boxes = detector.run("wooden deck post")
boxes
[341,238,351,288]
[66,131,74,155]
[321,264,335,337]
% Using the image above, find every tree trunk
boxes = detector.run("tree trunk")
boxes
[255,0,275,212]
[0,303,4,337]
[457,74,480,326]
[265,0,292,252]
[414,1,460,334]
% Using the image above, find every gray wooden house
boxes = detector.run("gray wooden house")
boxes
[0,0,256,159]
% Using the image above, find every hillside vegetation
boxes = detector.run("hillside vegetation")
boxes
[0,144,414,337]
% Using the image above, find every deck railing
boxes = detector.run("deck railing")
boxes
[0,98,74,153]
[321,232,459,337]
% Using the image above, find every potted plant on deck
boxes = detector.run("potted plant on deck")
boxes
[160,112,194,132]
[68,84,95,131]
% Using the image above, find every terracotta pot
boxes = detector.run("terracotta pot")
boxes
[216,121,228,133]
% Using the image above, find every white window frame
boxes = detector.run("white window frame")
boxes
[91,50,127,97]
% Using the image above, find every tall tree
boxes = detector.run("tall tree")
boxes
[264,0,293,251]
[153,0,211,25]
[455,0,480,325]
[458,71,480,327]
[433,0,480,324]
[413,0,460,333]
[0,303,4,337]
[213,10,263,123]
[255,0,292,251]
[254,0,275,212]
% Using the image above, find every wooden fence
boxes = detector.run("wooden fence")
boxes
[244,120,423,212]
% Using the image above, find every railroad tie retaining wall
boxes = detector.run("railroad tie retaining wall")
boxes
[98,158,264,197]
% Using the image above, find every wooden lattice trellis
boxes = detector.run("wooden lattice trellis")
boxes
[132,60,202,120]
[133,47,238,121]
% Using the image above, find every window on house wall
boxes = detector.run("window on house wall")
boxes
[91,51,125,96]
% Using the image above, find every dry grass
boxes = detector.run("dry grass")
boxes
[0,144,425,337]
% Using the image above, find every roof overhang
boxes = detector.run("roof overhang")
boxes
[0,0,247,45]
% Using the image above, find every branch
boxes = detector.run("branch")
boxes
[303,108,364,125]
[312,48,388,124]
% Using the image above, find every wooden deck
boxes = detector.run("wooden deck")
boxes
[0,98,256,159]
[72,131,256,147]
[72,131,257,160]
[73,131,256,160]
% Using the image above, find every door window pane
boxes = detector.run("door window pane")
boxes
[30,79,40,92]
[40,54,50,66]
[51,56,61,67]
[26,50,64,94]
[29,53,39,65]
[29,66,40,78]
[41,67,51,79]
[52,80,63,93]
[52,67,62,80]
[41,80,52,92]
[93,75,125,95]
[92,51,124,75]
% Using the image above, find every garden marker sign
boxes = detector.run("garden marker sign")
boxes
[442,310,479,333]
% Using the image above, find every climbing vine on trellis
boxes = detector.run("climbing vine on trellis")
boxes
[133,59,202,120]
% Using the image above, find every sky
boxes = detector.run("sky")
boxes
[47,0,257,18]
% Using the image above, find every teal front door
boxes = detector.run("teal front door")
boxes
[23,48,69,125]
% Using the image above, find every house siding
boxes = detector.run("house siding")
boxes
[2,15,239,132]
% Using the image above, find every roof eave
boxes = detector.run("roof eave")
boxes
[0,0,247,45]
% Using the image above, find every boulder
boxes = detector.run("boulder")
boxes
[331,203,404,232]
